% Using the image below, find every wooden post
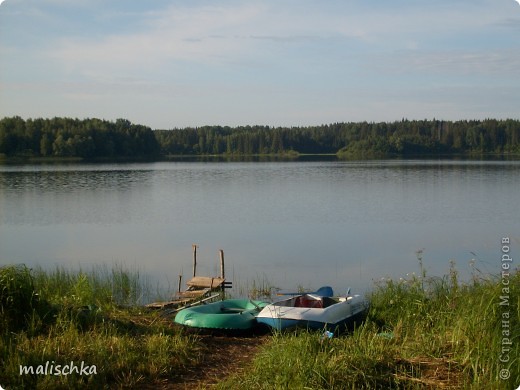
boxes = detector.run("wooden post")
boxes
[192,244,198,278]
[219,249,225,300]
[178,274,182,293]
[219,249,225,279]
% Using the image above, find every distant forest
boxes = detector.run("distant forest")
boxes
[1,116,519,159]
[0,117,159,159]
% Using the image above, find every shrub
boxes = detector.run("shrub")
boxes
[0,265,40,332]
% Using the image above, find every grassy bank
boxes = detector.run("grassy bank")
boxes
[1,262,518,389]
[0,265,199,389]
[220,261,519,389]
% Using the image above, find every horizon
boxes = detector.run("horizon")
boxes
[3,115,520,132]
[1,1,520,129]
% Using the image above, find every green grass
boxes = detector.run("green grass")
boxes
[2,261,519,389]
[219,260,519,389]
[0,264,200,389]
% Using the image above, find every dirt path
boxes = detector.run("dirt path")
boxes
[177,334,268,389]
[148,333,269,389]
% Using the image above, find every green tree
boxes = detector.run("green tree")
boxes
[40,133,52,156]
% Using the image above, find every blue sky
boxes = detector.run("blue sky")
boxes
[1,0,519,129]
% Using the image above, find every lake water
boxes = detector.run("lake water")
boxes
[0,159,518,300]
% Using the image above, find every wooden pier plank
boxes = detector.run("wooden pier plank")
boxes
[186,276,225,289]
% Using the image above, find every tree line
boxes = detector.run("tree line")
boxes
[0,117,159,159]
[156,119,520,156]
[1,116,519,159]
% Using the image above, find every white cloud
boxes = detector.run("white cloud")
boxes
[2,0,520,127]
[44,1,515,81]
[372,48,520,76]
[48,4,269,79]
[45,2,379,81]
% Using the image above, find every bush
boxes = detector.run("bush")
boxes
[0,265,40,333]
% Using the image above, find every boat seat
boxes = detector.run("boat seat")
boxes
[321,297,336,308]
[294,296,323,308]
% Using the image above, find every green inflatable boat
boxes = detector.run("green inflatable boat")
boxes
[174,299,269,330]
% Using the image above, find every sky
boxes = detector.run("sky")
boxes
[0,0,519,129]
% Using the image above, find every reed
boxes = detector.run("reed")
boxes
[234,274,280,301]
[31,263,151,308]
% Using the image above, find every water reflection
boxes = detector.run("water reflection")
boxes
[0,160,518,299]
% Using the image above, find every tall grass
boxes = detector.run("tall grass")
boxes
[218,326,407,389]
[236,275,280,301]
[368,260,519,388]
[0,265,40,333]
[0,264,200,389]
[3,261,518,388]
[31,263,150,308]
[220,260,519,389]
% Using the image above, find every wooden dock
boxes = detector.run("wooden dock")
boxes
[146,246,231,312]
[146,276,225,310]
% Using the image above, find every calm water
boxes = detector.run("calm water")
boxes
[0,160,518,299]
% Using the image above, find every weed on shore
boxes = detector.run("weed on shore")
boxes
[220,259,519,389]
[0,264,199,389]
